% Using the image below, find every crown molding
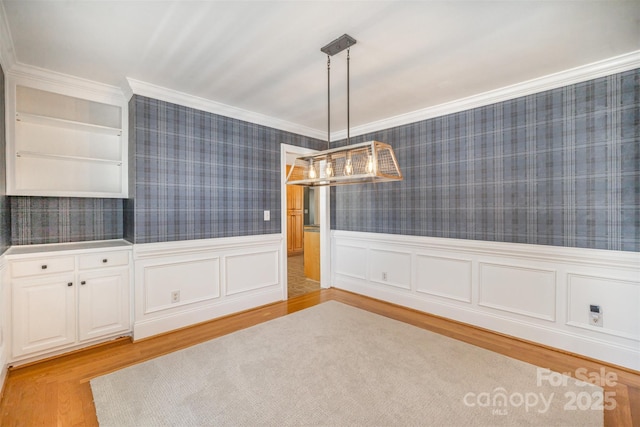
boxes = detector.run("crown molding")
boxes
[126,78,326,140]
[0,1,16,71]
[7,46,632,141]
[334,50,640,140]
[8,63,126,105]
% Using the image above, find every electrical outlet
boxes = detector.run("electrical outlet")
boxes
[171,290,180,303]
[589,304,603,327]
[264,210,270,221]
[382,272,388,281]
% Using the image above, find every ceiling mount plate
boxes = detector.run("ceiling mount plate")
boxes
[320,34,356,56]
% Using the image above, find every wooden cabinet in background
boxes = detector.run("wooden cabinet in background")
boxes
[303,227,320,281]
[287,211,304,256]
[286,166,304,256]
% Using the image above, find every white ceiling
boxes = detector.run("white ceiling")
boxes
[2,1,639,136]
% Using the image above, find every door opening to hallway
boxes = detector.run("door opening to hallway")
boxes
[286,164,320,298]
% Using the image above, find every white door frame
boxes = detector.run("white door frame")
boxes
[280,143,331,300]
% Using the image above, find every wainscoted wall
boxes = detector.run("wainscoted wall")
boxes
[133,234,283,339]
[334,68,640,252]
[127,95,325,244]
[332,231,640,370]
[10,197,123,245]
[0,62,9,255]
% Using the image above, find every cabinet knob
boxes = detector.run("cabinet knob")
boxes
[102,259,108,263]
[67,282,73,287]
[81,281,87,285]
[41,265,48,270]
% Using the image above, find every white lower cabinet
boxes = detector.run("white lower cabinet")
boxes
[6,243,132,362]
[12,274,77,357]
[78,268,129,342]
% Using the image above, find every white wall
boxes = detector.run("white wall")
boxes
[332,230,640,371]
[0,255,7,390]
[133,234,283,340]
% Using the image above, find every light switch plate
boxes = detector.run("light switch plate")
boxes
[264,210,270,221]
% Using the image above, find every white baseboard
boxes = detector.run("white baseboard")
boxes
[332,231,640,371]
[133,288,282,340]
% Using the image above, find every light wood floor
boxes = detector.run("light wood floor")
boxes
[1,288,638,426]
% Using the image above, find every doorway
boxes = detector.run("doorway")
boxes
[281,144,329,299]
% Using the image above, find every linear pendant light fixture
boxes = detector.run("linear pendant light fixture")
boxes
[286,34,403,187]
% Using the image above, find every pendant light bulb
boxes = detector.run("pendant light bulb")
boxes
[344,155,354,176]
[366,155,374,173]
[325,156,334,177]
[308,161,317,179]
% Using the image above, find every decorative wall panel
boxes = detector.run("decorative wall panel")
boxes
[567,273,640,340]
[225,250,279,295]
[334,244,367,280]
[334,69,640,252]
[143,257,220,314]
[415,254,472,302]
[368,248,411,289]
[479,262,557,321]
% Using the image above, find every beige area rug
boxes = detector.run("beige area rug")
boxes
[91,301,603,426]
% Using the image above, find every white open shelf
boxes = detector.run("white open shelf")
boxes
[7,81,128,198]
[16,151,123,166]
[16,112,122,136]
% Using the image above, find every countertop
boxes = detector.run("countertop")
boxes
[4,239,132,257]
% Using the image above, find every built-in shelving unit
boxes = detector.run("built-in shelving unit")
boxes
[6,81,128,198]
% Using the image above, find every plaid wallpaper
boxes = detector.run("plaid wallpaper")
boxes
[10,197,123,245]
[128,95,325,244]
[7,69,637,251]
[0,63,9,255]
[124,96,136,243]
[334,68,640,252]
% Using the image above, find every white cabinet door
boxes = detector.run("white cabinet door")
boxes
[78,268,130,341]
[12,274,76,357]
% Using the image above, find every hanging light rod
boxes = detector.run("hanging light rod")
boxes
[320,34,356,56]
[286,33,403,187]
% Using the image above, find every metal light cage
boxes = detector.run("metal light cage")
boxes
[286,141,403,186]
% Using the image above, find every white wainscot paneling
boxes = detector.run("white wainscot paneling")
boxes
[416,254,472,303]
[567,274,640,340]
[225,250,278,296]
[133,234,283,340]
[369,248,411,289]
[479,262,556,321]
[334,244,366,280]
[331,230,640,370]
[143,257,220,314]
